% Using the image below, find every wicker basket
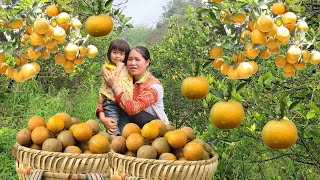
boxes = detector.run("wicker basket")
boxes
[109,152,218,180]
[13,144,110,180]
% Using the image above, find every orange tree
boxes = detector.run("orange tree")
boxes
[151,1,319,178]
[0,0,132,88]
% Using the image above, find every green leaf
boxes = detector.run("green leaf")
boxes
[289,101,300,111]
[227,81,233,95]
[279,99,286,118]
[306,110,315,120]
[202,60,212,69]
[126,23,134,28]
[236,81,247,92]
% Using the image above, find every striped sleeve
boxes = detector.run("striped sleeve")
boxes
[115,87,158,116]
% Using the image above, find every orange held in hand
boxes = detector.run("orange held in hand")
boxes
[262,117,298,150]
[210,100,245,130]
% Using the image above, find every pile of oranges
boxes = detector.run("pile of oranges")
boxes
[111,120,214,161]
[16,112,112,154]
[209,1,320,78]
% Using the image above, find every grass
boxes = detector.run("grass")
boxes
[0,77,101,179]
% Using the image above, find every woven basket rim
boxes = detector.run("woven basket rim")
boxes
[13,143,110,159]
[110,151,219,165]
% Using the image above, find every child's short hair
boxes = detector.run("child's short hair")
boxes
[107,39,130,64]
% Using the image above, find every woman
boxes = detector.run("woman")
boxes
[98,46,169,133]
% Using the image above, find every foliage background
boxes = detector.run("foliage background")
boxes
[1,0,320,179]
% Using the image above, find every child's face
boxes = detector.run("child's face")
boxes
[110,49,126,64]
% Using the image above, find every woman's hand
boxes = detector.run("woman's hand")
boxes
[104,71,119,89]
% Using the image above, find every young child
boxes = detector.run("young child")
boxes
[96,39,133,135]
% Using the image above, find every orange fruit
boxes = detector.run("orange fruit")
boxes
[64,66,75,73]
[212,0,224,3]
[283,63,294,73]
[0,63,8,75]
[272,2,286,15]
[210,100,244,130]
[30,32,44,46]
[74,57,84,65]
[262,118,298,149]
[166,129,188,149]
[247,61,258,74]
[54,53,66,64]
[309,50,320,65]
[181,76,209,100]
[232,51,246,63]
[260,49,271,60]
[20,64,37,79]
[274,55,287,68]
[237,62,253,79]
[158,153,177,160]
[33,18,50,34]
[86,45,98,58]
[266,37,280,49]
[220,62,230,75]
[41,50,50,59]
[71,18,82,29]
[88,134,110,154]
[230,13,246,24]
[126,133,145,152]
[9,18,23,29]
[269,46,280,54]
[287,45,302,59]
[248,20,255,31]
[47,115,65,133]
[72,123,93,142]
[64,146,82,154]
[283,70,295,77]
[296,20,308,32]
[275,26,290,42]
[227,66,239,79]
[256,15,274,32]
[245,44,260,59]
[56,12,70,25]
[85,14,113,37]
[266,24,278,37]
[53,26,66,39]
[301,50,310,62]
[0,53,5,63]
[183,141,205,161]
[282,12,297,25]
[5,66,14,79]
[209,46,223,58]
[46,4,59,17]
[31,126,50,145]
[141,122,159,140]
[294,62,306,70]
[150,119,167,136]
[212,58,224,70]
[27,116,46,131]
[251,28,266,44]
[122,123,141,138]
[30,62,40,74]
[26,47,40,60]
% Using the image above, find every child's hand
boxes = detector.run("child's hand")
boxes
[101,117,118,135]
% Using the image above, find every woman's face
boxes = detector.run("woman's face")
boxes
[127,49,150,81]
